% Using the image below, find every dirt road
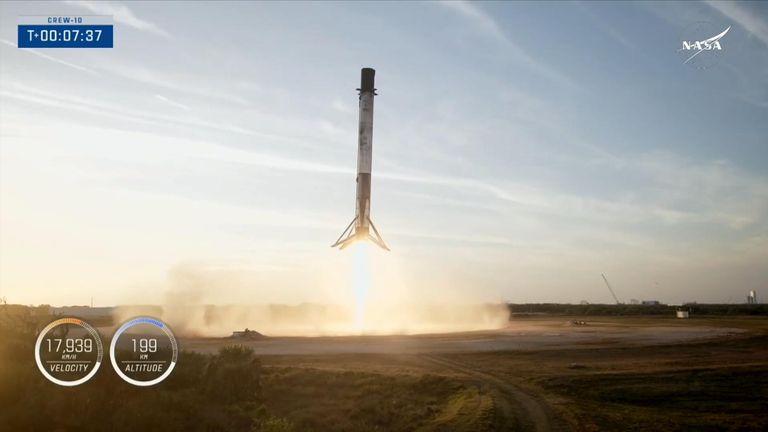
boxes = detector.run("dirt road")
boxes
[422,354,569,431]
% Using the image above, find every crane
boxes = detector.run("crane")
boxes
[601,273,622,305]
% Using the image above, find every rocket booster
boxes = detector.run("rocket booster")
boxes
[331,68,389,251]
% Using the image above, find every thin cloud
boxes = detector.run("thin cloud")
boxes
[381,156,767,231]
[65,1,170,37]
[2,80,317,152]
[3,72,761,239]
[209,148,352,176]
[207,142,766,233]
[577,3,636,50]
[719,62,768,108]
[0,39,98,75]
[390,229,514,247]
[331,98,353,114]
[1,82,252,136]
[438,1,578,90]
[99,63,252,106]
[705,0,768,46]
[440,0,507,42]
[155,94,191,112]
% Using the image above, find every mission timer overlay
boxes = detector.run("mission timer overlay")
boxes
[110,317,178,386]
[35,318,104,386]
[17,15,113,48]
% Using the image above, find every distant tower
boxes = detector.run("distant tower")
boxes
[747,290,758,304]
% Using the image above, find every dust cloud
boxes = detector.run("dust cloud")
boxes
[113,302,510,337]
[113,261,510,337]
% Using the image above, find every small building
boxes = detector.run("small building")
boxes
[676,309,690,319]
[642,300,660,305]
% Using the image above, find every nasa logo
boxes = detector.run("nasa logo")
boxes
[681,38,724,51]
[678,22,731,69]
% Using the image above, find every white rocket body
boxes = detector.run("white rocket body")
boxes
[332,68,389,251]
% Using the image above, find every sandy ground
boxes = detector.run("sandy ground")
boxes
[180,317,746,355]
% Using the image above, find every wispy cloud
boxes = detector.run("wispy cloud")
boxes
[440,0,507,42]
[331,98,353,114]
[11,78,759,234]
[577,3,635,50]
[438,1,578,89]
[98,63,252,106]
[629,151,768,228]
[719,62,768,108]
[705,0,768,46]
[317,119,346,136]
[1,82,253,136]
[0,39,98,75]
[65,1,170,37]
[155,94,191,112]
[205,147,352,176]
[390,229,514,247]
[206,139,767,233]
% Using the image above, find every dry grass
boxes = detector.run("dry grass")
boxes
[260,366,489,431]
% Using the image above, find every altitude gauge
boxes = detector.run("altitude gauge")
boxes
[110,317,178,386]
[35,317,104,386]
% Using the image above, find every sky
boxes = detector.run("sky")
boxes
[0,1,766,307]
